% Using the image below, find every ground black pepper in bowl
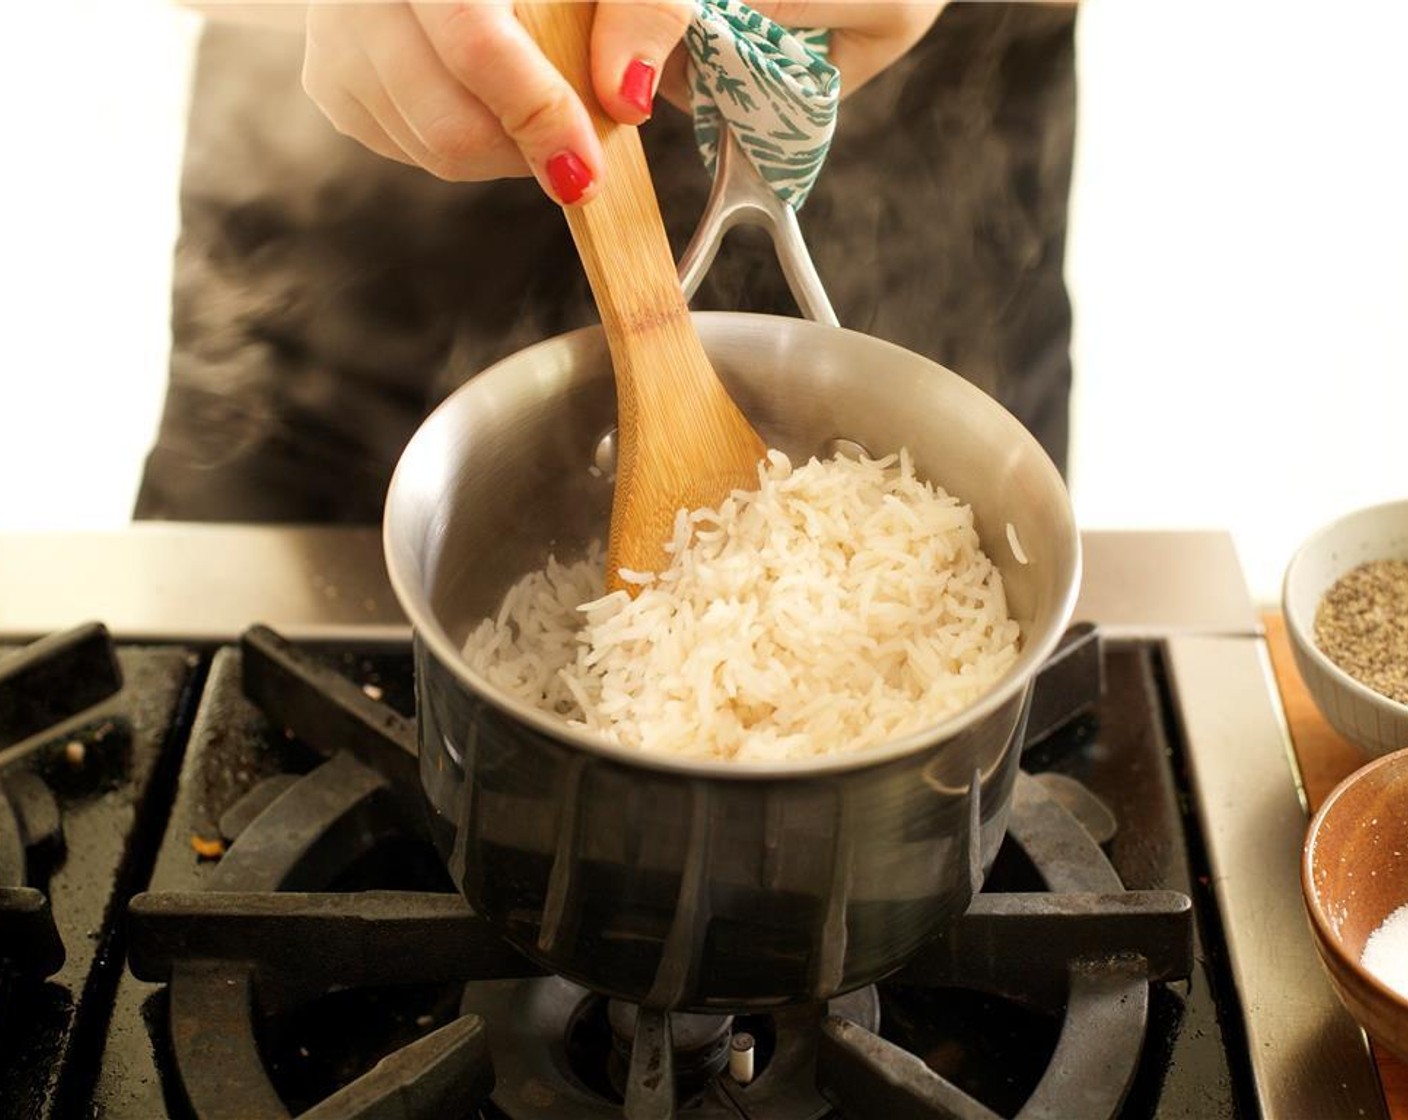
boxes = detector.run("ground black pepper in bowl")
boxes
[1314,559,1408,706]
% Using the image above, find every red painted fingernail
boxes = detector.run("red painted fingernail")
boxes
[546,150,593,205]
[620,58,656,118]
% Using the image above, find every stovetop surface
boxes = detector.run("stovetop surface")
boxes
[0,528,1388,1119]
[1,622,1251,1119]
[0,628,200,1118]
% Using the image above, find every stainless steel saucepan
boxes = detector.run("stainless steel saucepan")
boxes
[384,135,1081,1011]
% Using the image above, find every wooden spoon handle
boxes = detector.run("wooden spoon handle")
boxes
[516,2,690,409]
[519,3,765,587]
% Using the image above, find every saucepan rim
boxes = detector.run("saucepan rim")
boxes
[384,312,1083,780]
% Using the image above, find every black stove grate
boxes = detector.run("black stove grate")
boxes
[818,775,1191,1120]
[0,769,64,980]
[0,622,197,1119]
[118,625,1195,1120]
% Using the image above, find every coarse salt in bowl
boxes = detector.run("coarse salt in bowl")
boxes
[1283,499,1408,758]
[1303,746,1408,1065]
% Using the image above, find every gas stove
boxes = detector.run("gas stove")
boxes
[0,528,1389,1118]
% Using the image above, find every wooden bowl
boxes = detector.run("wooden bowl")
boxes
[1304,747,1408,1063]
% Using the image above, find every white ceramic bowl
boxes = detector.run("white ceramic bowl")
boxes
[1283,499,1408,757]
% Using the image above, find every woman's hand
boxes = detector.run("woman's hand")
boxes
[656,2,948,106]
[760,3,948,96]
[300,1,693,203]
[297,1,942,200]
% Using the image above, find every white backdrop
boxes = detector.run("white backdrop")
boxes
[1,1,195,532]
[3,1,1407,608]
[1067,0,1408,607]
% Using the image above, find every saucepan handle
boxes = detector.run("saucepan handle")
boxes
[677,131,840,328]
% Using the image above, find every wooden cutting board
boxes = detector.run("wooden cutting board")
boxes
[1264,611,1408,1116]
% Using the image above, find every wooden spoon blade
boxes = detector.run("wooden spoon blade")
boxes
[608,325,767,582]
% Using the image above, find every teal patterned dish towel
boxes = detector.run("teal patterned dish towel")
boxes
[686,0,840,209]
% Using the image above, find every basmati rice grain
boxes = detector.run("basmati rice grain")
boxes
[461,450,1020,762]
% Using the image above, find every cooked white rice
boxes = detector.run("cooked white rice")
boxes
[462,449,1020,762]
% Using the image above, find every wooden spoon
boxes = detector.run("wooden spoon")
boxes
[518,2,767,593]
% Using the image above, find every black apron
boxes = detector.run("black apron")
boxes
[135,3,1078,523]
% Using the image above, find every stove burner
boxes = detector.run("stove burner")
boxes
[464,977,881,1119]
[130,771,1191,1120]
[122,624,1194,1120]
[605,1001,733,1099]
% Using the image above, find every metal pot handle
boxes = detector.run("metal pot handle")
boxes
[676,131,840,328]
